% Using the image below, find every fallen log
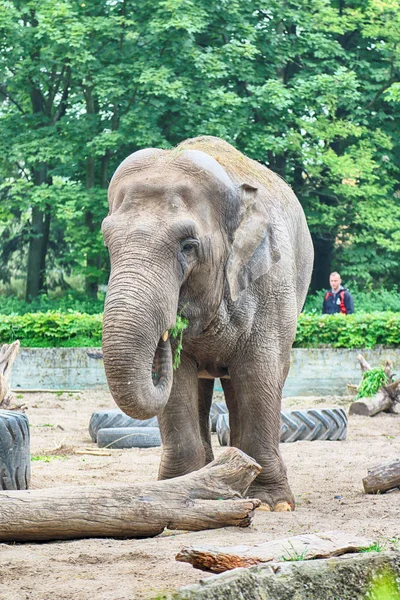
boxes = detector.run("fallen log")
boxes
[0,340,20,408]
[0,447,261,542]
[176,531,373,573]
[362,460,400,494]
[349,389,394,416]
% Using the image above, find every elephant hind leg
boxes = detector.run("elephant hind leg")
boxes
[198,378,214,464]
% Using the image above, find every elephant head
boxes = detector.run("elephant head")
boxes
[101,144,280,419]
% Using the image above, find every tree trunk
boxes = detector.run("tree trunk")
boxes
[0,448,261,542]
[25,201,51,300]
[362,460,400,494]
[310,234,334,293]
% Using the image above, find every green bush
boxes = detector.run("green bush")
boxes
[0,293,105,316]
[295,312,400,349]
[0,312,102,347]
[0,311,399,349]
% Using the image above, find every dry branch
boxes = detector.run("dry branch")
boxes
[362,460,400,494]
[176,531,373,573]
[0,447,261,542]
[0,340,20,408]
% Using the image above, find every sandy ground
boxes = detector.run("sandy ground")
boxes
[0,390,399,600]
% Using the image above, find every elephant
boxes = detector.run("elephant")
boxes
[101,135,313,511]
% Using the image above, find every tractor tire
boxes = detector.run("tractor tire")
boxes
[0,410,31,490]
[97,426,161,449]
[216,408,348,446]
[280,408,348,442]
[210,401,228,432]
[89,409,158,442]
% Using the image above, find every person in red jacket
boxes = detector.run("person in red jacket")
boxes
[322,272,354,314]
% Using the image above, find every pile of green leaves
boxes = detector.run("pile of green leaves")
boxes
[169,314,189,369]
[356,368,388,399]
[1,312,399,349]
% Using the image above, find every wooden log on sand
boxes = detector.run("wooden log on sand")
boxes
[0,448,261,542]
[362,460,400,494]
[176,531,373,573]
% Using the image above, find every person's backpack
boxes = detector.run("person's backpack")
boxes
[324,290,347,314]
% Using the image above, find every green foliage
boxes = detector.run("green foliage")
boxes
[356,369,388,399]
[1,311,399,349]
[294,312,400,349]
[1,0,400,299]
[0,312,102,347]
[170,314,189,369]
[280,543,308,562]
[361,542,384,553]
[303,288,400,314]
[0,293,105,315]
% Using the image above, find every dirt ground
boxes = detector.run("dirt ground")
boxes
[0,390,399,600]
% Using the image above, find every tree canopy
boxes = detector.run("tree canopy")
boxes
[0,0,399,299]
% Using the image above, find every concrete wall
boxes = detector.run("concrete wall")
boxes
[10,347,400,396]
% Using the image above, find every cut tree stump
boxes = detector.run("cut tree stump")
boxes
[0,447,261,542]
[362,460,400,494]
[0,340,20,409]
[176,531,373,573]
[349,354,400,417]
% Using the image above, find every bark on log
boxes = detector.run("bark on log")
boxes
[0,340,20,408]
[357,353,372,373]
[362,460,400,494]
[176,532,373,573]
[0,447,261,542]
[349,389,394,416]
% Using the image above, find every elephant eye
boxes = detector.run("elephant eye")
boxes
[180,238,199,254]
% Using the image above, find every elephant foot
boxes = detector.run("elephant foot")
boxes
[247,484,295,512]
[158,446,206,480]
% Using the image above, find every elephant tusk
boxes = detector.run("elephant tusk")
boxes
[162,330,169,342]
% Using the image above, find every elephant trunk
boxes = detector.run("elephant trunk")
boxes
[102,269,176,420]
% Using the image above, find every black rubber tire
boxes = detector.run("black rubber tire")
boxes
[216,408,348,446]
[0,410,31,490]
[89,409,158,442]
[97,426,161,449]
[210,401,228,432]
[280,408,348,442]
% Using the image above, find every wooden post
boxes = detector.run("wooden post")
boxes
[0,448,261,542]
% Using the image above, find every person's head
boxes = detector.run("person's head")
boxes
[329,272,342,292]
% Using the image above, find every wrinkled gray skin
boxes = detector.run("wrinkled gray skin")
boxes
[102,136,313,510]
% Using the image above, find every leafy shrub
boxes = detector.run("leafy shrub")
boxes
[0,293,105,316]
[294,312,400,349]
[0,312,102,347]
[0,311,399,348]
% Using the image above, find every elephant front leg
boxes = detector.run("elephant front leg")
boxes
[157,354,206,480]
[229,357,294,511]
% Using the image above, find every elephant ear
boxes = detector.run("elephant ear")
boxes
[226,184,281,302]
